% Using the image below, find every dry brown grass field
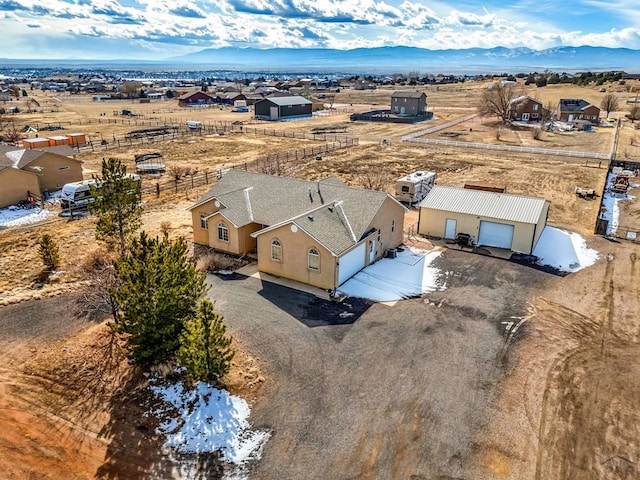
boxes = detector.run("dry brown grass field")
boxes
[1,77,640,480]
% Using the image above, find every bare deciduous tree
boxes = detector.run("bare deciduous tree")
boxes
[356,167,392,191]
[477,82,521,125]
[601,93,620,118]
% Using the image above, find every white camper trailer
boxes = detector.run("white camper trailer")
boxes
[60,174,140,210]
[186,120,202,130]
[395,170,436,205]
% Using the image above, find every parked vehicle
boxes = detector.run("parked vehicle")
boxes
[395,170,437,205]
[60,174,140,209]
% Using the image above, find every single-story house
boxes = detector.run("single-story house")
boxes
[0,145,83,206]
[558,99,600,124]
[254,96,312,121]
[391,91,427,116]
[510,96,546,122]
[217,92,247,105]
[418,186,549,254]
[178,91,216,107]
[189,169,407,290]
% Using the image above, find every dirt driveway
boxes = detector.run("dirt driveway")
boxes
[207,249,550,479]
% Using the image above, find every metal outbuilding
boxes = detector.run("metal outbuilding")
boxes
[254,96,312,121]
[418,185,549,254]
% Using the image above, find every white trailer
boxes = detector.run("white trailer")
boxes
[395,170,436,205]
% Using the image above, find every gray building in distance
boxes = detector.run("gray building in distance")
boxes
[391,91,427,116]
[254,96,313,121]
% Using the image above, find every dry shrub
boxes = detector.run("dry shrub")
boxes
[531,127,542,140]
[160,221,172,236]
[82,247,115,272]
[196,251,238,272]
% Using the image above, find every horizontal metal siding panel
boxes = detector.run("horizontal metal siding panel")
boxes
[419,186,546,224]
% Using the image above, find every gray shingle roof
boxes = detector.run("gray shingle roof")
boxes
[192,170,396,255]
[260,96,312,107]
[418,185,547,225]
[391,91,426,99]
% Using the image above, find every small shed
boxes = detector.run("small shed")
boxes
[66,133,87,146]
[418,186,549,254]
[254,96,312,121]
[49,135,69,147]
[22,138,51,149]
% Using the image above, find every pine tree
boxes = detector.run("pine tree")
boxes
[111,232,207,366]
[89,158,142,257]
[38,234,60,270]
[178,300,234,384]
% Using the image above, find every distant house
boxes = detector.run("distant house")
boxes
[189,169,406,290]
[0,145,83,207]
[391,92,427,116]
[178,91,216,107]
[254,96,312,121]
[510,96,545,122]
[218,92,247,105]
[558,99,600,124]
[418,185,549,254]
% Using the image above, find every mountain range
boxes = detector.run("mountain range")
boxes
[169,46,640,73]
[1,46,639,74]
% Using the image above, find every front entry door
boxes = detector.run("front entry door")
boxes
[445,218,457,239]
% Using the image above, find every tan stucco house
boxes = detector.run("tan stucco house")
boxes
[190,170,407,290]
[418,186,549,254]
[0,145,83,207]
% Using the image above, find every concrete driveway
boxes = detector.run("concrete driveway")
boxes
[207,249,550,479]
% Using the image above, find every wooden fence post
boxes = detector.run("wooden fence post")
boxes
[156,183,160,197]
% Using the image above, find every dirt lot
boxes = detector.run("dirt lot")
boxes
[1,79,640,478]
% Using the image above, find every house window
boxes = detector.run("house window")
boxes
[532,113,539,119]
[308,248,319,270]
[200,215,208,229]
[58,166,70,171]
[533,104,539,111]
[217,222,229,242]
[271,240,282,261]
[401,186,409,192]
[391,219,396,232]
[404,98,407,102]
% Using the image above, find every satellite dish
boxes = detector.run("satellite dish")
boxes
[291,224,298,233]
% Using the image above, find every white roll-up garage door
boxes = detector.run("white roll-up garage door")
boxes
[478,221,514,249]
[338,243,366,286]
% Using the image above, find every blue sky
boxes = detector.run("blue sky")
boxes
[1,0,639,59]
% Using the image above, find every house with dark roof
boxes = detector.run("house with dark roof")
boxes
[0,145,83,207]
[558,99,600,124]
[391,91,427,116]
[178,90,217,107]
[189,170,406,290]
[254,96,312,121]
[510,96,546,122]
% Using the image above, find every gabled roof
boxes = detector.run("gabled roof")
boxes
[178,91,215,100]
[0,146,79,170]
[258,95,312,106]
[192,169,403,255]
[418,185,548,225]
[558,98,598,113]
[510,95,542,105]
[391,91,426,99]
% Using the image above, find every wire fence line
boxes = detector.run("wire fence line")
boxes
[402,114,479,140]
[402,136,610,160]
[139,137,359,197]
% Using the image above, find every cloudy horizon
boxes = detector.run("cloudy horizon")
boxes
[1,0,639,59]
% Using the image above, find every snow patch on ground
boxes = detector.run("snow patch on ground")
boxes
[533,226,599,273]
[0,206,55,227]
[149,378,270,468]
[601,172,636,235]
[337,246,445,302]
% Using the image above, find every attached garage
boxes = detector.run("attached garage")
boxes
[418,186,550,254]
[337,243,366,286]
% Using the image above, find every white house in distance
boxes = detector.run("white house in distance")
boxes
[418,186,550,254]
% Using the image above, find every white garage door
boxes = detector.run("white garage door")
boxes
[478,221,514,249]
[338,243,367,286]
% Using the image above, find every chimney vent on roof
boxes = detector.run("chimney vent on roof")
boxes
[307,215,314,221]
[308,187,313,202]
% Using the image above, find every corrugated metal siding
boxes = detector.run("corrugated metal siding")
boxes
[418,186,547,225]
[418,208,542,254]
